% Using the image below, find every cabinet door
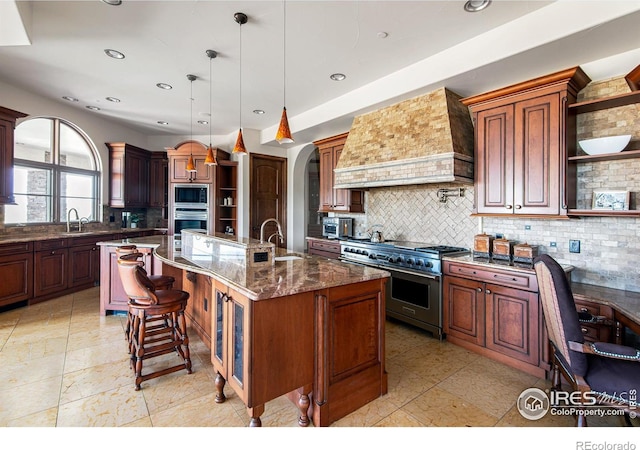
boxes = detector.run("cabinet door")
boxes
[182,271,212,346]
[169,155,213,183]
[211,281,228,375]
[475,104,514,214]
[68,244,99,288]
[149,154,168,208]
[443,276,485,345]
[0,108,26,205]
[0,252,33,307]
[485,283,539,365]
[34,249,69,297]
[125,151,150,207]
[225,287,250,403]
[331,144,350,211]
[513,93,561,215]
[318,147,335,212]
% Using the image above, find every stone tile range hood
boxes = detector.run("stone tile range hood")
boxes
[334,87,475,189]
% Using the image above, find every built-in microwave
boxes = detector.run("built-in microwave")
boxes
[174,184,209,207]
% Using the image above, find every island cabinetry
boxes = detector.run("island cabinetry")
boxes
[99,244,156,315]
[211,280,315,426]
[312,278,387,427]
[33,239,69,301]
[462,67,590,217]
[106,142,151,208]
[0,242,33,308]
[182,270,212,347]
[315,133,364,213]
[306,237,341,259]
[443,260,543,376]
[0,106,27,205]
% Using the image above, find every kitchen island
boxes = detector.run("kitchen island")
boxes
[98,232,389,427]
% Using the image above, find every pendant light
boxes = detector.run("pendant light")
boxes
[204,49,218,166]
[186,74,197,173]
[275,1,294,144]
[233,12,248,154]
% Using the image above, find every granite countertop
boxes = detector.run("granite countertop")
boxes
[0,228,164,244]
[99,235,390,301]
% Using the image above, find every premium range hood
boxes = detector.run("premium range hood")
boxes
[333,87,475,189]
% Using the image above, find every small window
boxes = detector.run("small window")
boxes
[5,117,101,225]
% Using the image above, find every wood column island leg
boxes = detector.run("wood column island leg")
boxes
[209,277,387,427]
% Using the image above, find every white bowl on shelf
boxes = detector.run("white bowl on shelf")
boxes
[578,135,632,155]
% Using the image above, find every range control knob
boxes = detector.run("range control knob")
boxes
[415,259,424,266]
[406,258,415,265]
[368,253,376,259]
[424,261,432,268]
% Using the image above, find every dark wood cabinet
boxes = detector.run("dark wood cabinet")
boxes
[0,242,33,308]
[68,236,101,289]
[0,106,28,205]
[106,142,151,208]
[314,133,364,213]
[443,259,544,376]
[149,151,168,208]
[182,270,212,347]
[34,239,69,300]
[168,141,215,183]
[306,237,341,259]
[462,67,590,217]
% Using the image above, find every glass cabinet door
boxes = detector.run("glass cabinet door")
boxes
[212,286,226,368]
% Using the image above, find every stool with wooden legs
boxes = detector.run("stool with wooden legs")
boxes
[117,256,192,390]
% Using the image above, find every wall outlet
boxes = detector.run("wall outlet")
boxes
[569,240,581,253]
[524,225,531,230]
[550,242,557,247]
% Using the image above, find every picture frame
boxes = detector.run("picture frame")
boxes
[592,190,630,211]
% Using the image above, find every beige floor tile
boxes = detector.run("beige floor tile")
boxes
[63,341,130,374]
[60,361,134,404]
[141,368,217,415]
[0,376,62,424]
[331,394,401,427]
[0,353,66,387]
[150,392,245,427]
[6,407,59,427]
[383,358,438,408]
[401,386,499,427]
[0,335,68,364]
[374,409,425,427]
[57,385,149,426]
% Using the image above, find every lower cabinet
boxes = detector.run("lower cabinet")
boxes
[0,242,33,308]
[34,239,69,300]
[68,236,101,289]
[443,259,544,377]
[182,270,212,346]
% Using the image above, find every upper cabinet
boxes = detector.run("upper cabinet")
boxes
[314,132,364,213]
[0,106,28,205]
[462,67,591,218]
[168,140,215,184]
[106,142,151,208]
[149,151,168,209]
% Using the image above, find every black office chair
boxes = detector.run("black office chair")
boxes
[534,254,640,426]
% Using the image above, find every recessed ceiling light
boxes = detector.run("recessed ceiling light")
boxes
[464,0,491,12]
[86,106,101,111]
[197,120,208,125]
[62,96,78,102]
[253,109,265,115]
[376,31,388,39]
[105,97,121,103]
[330,73,346,81]
[156,83,172,90]
[104,49,125,59]
[101,0,122,5]
[157,121,168,125]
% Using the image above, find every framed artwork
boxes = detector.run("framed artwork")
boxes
[592,190,630,211]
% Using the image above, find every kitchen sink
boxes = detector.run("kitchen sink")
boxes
[274,255,303,262]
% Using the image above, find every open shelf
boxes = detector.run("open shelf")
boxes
[568,209,640,218]
[568,149,640,163]
[568,90,640,114]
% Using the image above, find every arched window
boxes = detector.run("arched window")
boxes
[5,117,101,224]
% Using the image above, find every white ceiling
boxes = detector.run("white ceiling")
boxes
[1,0,640,146]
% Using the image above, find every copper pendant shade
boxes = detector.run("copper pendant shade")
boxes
[233,12,248,155]
[276,107,294,144]
[185,153,196,172]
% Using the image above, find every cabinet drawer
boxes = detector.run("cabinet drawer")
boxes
[34,239,68,251]
[0,241,33,256]
[579,324,601,341]
[308,238,341,253]
[444,260,538,292]
[574,299,600,317]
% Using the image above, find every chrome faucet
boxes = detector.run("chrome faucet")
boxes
[260,218,284,244]
[67,208,79,232]
[79,217,89,232]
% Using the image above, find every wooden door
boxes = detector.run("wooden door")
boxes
[474,104,514,214]
[513,92,561,215]
[485,283,539,365]
[250,154,287,247]
[443,276,485,345]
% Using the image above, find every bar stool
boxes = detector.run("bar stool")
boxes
[117,256,192,390]
[116,245,175,349]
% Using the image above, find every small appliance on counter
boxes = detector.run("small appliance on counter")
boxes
[322,217,353,239]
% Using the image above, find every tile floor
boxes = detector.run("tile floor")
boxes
[0,287,633,439]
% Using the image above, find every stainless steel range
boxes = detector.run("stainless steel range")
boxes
[340,239,468,338]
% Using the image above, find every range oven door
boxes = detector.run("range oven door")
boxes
[173,208,209,248]
[384,267,442,337]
